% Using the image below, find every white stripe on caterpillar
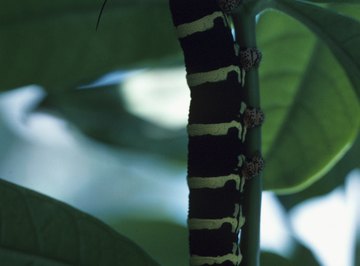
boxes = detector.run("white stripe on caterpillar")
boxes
[188,120,243,137]
[176,11,226,39]
[233,203,240,219]
[188,174,241,190]
[186,65,241,87]
[189,216,239,232]
[239,175,246,192]
[190,253,242,266]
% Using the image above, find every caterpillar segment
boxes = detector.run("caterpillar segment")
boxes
[187,105,264,143]
[170,0,248,265]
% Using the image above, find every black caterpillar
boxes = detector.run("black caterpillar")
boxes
[169,0,263,265]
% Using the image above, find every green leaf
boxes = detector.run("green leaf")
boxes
[303,0,360,3]
[0,178,159,266]
[257,11,360,192]
[273,0,360,99]
[260,252,291,265]
[38,87,187,162]
[278,135,360,210]
[0,1,179,92]
[326,2,360,22]
[111,218,188,266]
[260,247,320,266]
[258,11,317,158]
[290,241,321,266]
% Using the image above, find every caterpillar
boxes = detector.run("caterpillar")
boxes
[169,0,263,265]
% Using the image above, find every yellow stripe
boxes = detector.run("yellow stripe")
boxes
[190,253,242,266]
[188,120,243,137]
[237,154,246,170]
[240,102,247,114]
[189,217,239,233]
[187,65,241,87]
[188,174,241,190]
[176,11,225,38]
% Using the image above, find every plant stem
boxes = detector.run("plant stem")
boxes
[232,6,262,266]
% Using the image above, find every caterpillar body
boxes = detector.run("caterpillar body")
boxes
[169,0,259,265]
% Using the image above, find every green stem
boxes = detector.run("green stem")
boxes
[232,5,262,266]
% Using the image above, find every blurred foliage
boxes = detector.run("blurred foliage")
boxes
[261,252,291,266]
[303,0,360,5]
[38,86,187,162]
[0,179,159,265]
[112,218,188,266]
[289,240,321,266]
[356,227,360,266]
[278,136,360,210]
[0,0,178,92]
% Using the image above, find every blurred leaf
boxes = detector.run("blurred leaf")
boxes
[303,0,360,3]
[290,240,321,266]
[0,0,179,92]
[111,218,188,266]
[329,3,360,19]
[278,136,360,210]
[273,0,360,99]
[0,116,17,160]
[38,87,187,162]
[258,11,360,192]
[355,226,360,266]
[0,178,159,265]
[261,251,291,265]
